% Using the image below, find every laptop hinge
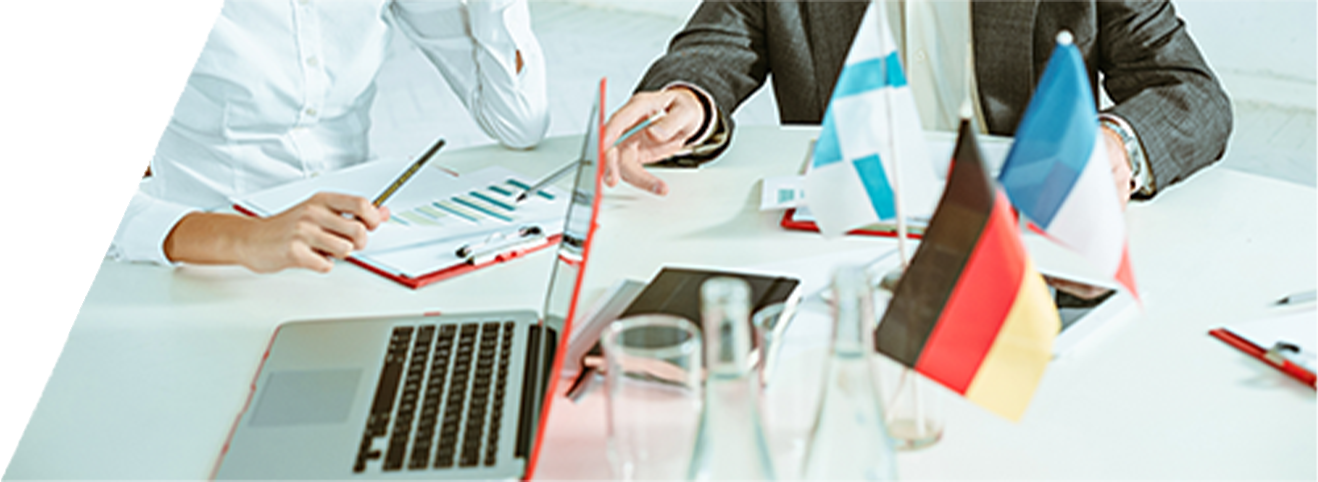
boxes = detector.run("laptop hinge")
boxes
[513,325,557,459]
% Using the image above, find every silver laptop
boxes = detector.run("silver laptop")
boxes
[213,80,608,480]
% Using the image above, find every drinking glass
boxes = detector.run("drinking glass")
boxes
[602,314,704,480]
[751,302,787,385]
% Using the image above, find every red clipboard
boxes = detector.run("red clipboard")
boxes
[780,208,925,239]
[344,234,560,289]
[232,204,560,289]
[1209,327,1317,388]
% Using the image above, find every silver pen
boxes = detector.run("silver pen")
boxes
[1274,289,1317,306]
[514,111,666,203]
[514,160,579,203]
[613,110,666,147]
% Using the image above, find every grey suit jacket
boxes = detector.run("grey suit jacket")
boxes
[638,0,1232,196]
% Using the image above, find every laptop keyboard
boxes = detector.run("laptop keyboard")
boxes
[354,321,516,472]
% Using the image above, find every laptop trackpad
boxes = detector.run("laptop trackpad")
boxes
[249,369,362,427]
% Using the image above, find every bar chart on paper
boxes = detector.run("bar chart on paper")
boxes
[234,162,570,279]
[388,178,557,228]
[353,167,570,277]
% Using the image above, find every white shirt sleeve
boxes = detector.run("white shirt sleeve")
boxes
[388,0,549,149]
[107,178,199,266]
[109,2,548,267]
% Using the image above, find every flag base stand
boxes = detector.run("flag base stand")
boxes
[879,365,943,451]
[874,266,944,451]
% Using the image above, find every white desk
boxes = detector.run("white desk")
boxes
[6,127,1314,480]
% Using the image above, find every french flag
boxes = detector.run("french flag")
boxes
[997,32,1138,299]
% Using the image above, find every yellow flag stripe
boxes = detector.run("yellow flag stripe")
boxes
[963,261,1061,421]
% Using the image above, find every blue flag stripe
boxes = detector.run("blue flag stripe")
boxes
[997,43,1095,228]
[812,110,844,168]
[852,154,897,220]
[833,52,908,98]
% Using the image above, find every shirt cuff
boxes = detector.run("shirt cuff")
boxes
[109,189,199,266]
[660,81,720,149]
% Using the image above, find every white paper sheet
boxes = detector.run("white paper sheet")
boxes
[1223,309,1317,373]
[234,163,568,278]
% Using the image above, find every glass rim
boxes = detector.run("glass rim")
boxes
[603,314,702,360]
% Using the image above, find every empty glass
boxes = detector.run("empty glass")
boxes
[802,264,897,480]
[687,277,776,480]
[751,302,787,386]
[603,314,703,480]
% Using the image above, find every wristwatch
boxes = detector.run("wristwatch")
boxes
[1099,114,1155,197]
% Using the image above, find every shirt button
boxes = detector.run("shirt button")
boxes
[305,107,318,116]
[298,0,309,5]
[914,50,927,63]
[306,56,319,67]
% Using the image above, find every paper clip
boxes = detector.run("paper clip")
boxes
[455,225,544,261]
[1263,341,1303,366]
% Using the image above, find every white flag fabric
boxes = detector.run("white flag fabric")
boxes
[804,1,940,238]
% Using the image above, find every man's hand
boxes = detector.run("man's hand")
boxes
[600,87,706,196]
[163,192,390,273]
[1101,125,1134,210]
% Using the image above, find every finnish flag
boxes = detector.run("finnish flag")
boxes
[804,1,940,238]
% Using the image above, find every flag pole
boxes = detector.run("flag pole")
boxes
[874,1,941,449]
[889,91,911,269]
[880,5,911,270]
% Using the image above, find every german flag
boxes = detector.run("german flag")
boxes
[876,119,1060,422]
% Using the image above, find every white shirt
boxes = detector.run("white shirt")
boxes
[110,0,549,265]
[887,0,986,133]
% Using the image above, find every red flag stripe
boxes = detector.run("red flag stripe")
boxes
[914,191,1028,394]
[1114,243,1139,303]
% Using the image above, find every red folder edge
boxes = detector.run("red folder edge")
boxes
[780,208,925,239]
[1208,327,1317,389]
[232,203,558,289]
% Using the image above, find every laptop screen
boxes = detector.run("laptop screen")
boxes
[524,78,606,477]
[540,82,603,335]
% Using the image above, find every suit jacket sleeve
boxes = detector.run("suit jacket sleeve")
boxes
[635,1,771,151]
[1093,0,1232,194]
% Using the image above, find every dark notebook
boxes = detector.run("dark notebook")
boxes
[618,267,801,343]
[563,267,801,399]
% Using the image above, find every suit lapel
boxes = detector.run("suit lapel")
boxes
[972,0,1038,133]
[805,1,869,112]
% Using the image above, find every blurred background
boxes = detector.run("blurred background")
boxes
[368,0,1316,187]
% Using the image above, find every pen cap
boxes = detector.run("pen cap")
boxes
[701,277,753,377]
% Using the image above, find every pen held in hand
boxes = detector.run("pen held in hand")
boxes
[514,159,580,203]
[614,110,667,147]
[371,137,447,207]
